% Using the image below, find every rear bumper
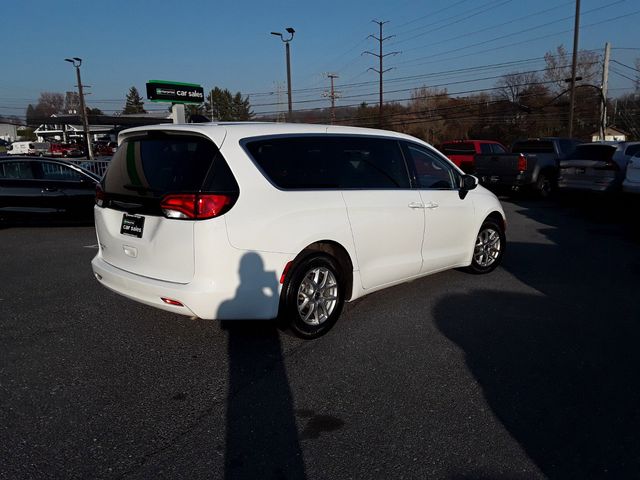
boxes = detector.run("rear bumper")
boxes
[91,253,286,320]
[558,177,619,192]
[478,172,533,189]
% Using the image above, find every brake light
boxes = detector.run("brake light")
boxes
[517,154,527,172]
[160,194,234,220]
[95,184,105,207]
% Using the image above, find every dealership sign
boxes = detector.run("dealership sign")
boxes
[146,80,205,103]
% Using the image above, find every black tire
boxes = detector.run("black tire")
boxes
[280,254,345,339]
[465,218,505,274]
[534,172,553,199]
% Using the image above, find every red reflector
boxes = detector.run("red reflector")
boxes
[280,261,293,284]
[161,297,184,307]
[160,194,233,220]
[95,184,105,207]
[517,154,527,172]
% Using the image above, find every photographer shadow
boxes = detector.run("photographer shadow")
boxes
[218,252,306,480]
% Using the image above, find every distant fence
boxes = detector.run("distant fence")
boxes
[67,159,111,177]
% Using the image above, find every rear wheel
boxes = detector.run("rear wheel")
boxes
[281,254,345,339]
[534,172,553,198]
[466,218,505,274]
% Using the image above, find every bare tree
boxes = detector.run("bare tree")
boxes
[35,92,64,117]
[496,71,541,104]
[544,45,600,92]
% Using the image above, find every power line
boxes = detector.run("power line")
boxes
[611,59,640,73]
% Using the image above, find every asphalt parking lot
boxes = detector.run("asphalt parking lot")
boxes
[1,195,639,479]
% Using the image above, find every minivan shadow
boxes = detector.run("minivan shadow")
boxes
[219,252,306,479]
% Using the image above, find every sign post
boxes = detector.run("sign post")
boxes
[145,80,205,124]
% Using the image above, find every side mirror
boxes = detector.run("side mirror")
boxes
[459,175,478,199]
[462,175,479,191]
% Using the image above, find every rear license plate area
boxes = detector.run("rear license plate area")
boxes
[576,167,586,174]
[120,214,145,238]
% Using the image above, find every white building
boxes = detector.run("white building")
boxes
[0,123,19,142]
[33,116,112,143]
[591,126,629,142]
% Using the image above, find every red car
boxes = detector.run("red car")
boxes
[439,140,507,173]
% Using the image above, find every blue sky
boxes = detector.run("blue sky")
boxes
[2,0,639,119]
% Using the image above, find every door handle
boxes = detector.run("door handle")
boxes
[408,202,425,209]
[42,187,58,192]
[425,202,439,209]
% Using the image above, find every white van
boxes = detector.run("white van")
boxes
[92,123,506,338]
[7,141,51,156]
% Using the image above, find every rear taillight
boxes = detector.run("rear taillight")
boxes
[160,194,235,220]
[95,184,105,207]
[517,154,527,172]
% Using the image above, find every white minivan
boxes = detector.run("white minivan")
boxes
[92,123,506,338]
[6,141,50,156]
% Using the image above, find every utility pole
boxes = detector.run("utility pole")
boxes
[568,0,581,138]
[275,81,286,123]
[600,42,611,140]
[322,73,341,124]
[363,20,399,128]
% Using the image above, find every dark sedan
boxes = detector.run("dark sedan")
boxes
[0,156,99,221]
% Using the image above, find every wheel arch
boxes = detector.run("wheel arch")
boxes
[287,240,355,302]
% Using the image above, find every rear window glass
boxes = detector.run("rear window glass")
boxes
[512,141,555,154]
[567,145,616,161]
[441,143,475,155]
[103,133,230,196]
[245,136,410,190]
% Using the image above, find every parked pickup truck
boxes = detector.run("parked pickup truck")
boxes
[474,137,580,197]
[438,140,507,173]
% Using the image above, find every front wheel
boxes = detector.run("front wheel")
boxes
[466,218,505,274]
[280,254,345,339]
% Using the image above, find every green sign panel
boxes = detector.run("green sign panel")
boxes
[146,80,205,104]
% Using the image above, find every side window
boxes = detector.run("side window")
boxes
[245,136,410,190]
[403,143,458,190]
[39,162,84,181]
[331,137,410,189]
[0,161,34,179]
[480,143,492,154]
[491,143,506,154]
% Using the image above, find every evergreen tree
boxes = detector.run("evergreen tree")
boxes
[206,87,253,121]
[123,87,146,114]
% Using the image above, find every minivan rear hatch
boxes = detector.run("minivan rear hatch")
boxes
[96,129,235,283]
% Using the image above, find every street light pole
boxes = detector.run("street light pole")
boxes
[65,57,94,160]
[271,28,295,121]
